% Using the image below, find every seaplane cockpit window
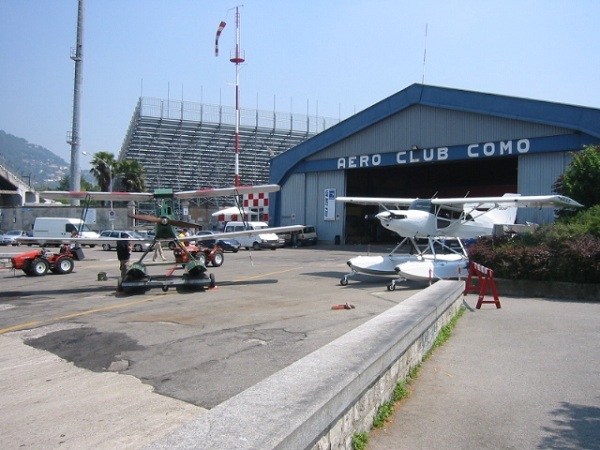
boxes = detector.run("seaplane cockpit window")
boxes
[409,199,434,214]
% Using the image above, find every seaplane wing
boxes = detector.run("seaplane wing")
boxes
[178,225,304,242]
[39,184,281,202]
[337,194,582,209]
[431,194,583,209]
[39,191,155,202]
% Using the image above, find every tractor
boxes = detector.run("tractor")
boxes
[11,245,84,276]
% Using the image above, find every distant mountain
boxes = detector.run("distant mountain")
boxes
[0,130,70,188]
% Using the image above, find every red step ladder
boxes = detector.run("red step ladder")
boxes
[464,262,501,309]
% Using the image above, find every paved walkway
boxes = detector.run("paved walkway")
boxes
[368,295,600,450]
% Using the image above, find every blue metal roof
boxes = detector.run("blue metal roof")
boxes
[270,83,600,185]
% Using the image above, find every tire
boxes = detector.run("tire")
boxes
[252,242,260,251]
[54,256,74,274]
[196,253,207,266]
[30,258,49,276]
[168,241,176,250]
[22,260,33,275]
[134,244,143,252]
[211,251,224,267]
[102,243,111,251]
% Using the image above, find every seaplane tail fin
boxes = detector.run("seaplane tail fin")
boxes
[472,193,520,226]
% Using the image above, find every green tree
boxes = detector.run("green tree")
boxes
[116,159,145,192]
[53,175,97,204]
[88,151,117,192]
[57,175,96,192]
[553,145,600,209]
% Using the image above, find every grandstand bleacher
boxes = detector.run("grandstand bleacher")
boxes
[118,97,338,207]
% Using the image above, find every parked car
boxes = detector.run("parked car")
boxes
[198,237,241,253]
[297,226,318,246]
[0,230,29,246]
[99,230,152,252]
[193,230,241,253]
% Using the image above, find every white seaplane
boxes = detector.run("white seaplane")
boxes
[336,193,582,289]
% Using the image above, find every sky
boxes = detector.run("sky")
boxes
[1,0,599,170]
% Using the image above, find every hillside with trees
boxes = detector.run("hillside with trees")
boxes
[0,130,70,188]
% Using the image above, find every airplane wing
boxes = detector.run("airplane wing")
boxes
[39,191,155,202]
[38,185,280,202]
[336,196,415,206]
[430,195,583,209]
[179,225,304,242]
[175,184,280,199]
[337,194,582,209]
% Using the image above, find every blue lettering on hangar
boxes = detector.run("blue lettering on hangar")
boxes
[298,133,597,173]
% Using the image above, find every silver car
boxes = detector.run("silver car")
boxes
[99,230,152,252]
[0,230,29,246]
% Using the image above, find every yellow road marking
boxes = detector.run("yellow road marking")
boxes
[232,267,302,282]
[0,294,170,335]
[0,266,302,335]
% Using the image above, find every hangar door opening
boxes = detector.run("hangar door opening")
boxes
[343,157,518,243]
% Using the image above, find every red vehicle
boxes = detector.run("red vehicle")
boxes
[11,246,84,276]
[173,243,224,267]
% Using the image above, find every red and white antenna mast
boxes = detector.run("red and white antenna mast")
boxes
[230,6,245,187]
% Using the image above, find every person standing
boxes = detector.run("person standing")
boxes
[116,239,131,286]
[152,240,166,261]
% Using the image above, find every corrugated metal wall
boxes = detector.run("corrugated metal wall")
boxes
[518,151,577,223]
[279,173,306,225]
[311,105,571,160]
[279,171,346,244]
[306,171,346,243]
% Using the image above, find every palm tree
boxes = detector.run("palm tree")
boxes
[117,159,146,192]
[88,151,116,192]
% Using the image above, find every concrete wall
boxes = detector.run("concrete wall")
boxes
[146,280,465,450]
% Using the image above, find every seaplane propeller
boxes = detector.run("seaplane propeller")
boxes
[128,213,198,229]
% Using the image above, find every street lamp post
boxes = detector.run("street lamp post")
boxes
[82,151,114,229]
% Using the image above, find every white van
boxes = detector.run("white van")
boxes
[33,217,100,247]
[223,221,280,250]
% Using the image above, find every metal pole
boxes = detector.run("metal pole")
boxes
[230,6,245,187]
[68,0,84,205]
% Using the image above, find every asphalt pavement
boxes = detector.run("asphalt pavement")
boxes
[1,245,599,449]
[368,295,600,450]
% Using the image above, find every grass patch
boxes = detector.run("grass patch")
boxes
[370,305,466,431]
[373,400,395,428]
[352,432,369,450]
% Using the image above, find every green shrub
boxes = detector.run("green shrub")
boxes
[467,220,600,283]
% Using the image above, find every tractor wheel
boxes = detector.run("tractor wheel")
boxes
[196,253,207,266]
[22,260,33,275]
[211,251,224,267]
[54,256,75,274]
[30,258,49,276]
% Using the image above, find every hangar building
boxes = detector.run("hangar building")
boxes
[270,84,600,244]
